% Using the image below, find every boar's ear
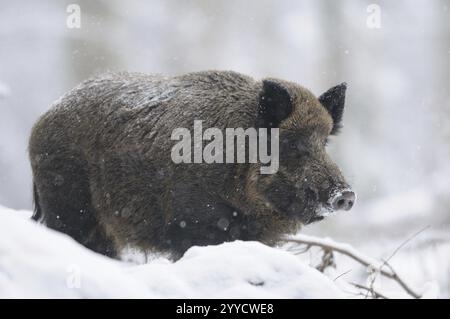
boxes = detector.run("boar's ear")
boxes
[318,82,347,135]
[258,80,294,128]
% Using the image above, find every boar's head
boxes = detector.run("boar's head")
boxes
[249,79,356,225]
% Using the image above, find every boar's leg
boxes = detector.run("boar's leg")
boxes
[163,189,250,259]
[32,150,118,258]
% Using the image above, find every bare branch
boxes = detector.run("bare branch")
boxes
[333,269,352,281]
[350,282,389,299]
[316,249,335,273]
[367,226,430,298]
[381,260,421,299]
[282,234,422,298]
[385,225,430,263]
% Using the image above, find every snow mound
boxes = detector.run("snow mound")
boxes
[0,206,343,298]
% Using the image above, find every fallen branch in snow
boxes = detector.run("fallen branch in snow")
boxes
[316,248,335,272]
[333,269,352,281]
[370,226,430,298]
[282,234,422,299]
[349,282,389,299]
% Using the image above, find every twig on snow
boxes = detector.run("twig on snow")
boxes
[349,282,389,299]
[333,269,352,281]
[282,233,423,298]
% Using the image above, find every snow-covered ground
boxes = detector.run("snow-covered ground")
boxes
[0,206,343,299]
[1,176,448,299]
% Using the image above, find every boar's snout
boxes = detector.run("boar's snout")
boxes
[330,189,356,211]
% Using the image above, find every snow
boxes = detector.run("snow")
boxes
[0,206,343,299]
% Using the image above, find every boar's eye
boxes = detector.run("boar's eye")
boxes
[282,138,309,156]
[289,142,297,150]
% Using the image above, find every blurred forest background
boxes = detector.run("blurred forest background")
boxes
[0,0,449,296]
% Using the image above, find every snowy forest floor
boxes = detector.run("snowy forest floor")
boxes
[0,200,448,299]
[0,206,344,298]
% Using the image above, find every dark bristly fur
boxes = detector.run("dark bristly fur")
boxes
[318,82,347,135]
[29,71,352,260]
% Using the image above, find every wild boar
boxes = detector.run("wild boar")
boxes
[29,71,355,259]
